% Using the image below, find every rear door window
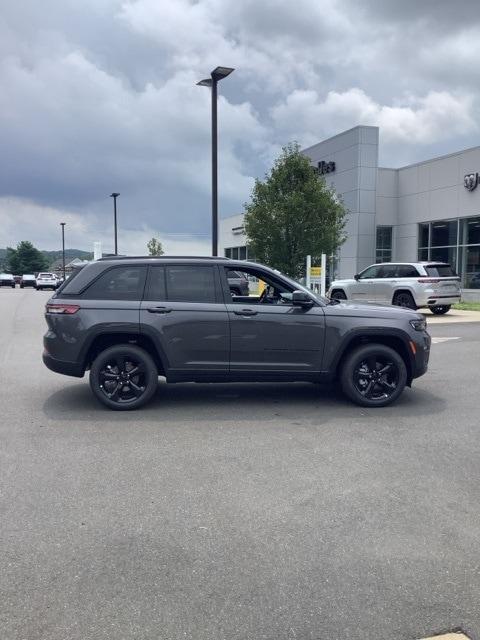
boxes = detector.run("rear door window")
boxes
[82,266,147,299]
[378,264,398,278]
[165,266,217,303]
[425,264,456,278]
[396,265,420,278]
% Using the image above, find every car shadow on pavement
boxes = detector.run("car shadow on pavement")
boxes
[42,379,446,424]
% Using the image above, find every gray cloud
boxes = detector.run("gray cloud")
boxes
[1,0,479,252]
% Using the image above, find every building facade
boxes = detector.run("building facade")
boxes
[219,125,480,297]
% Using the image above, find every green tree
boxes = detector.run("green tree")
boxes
[7,241,50,274]
[147,237,164,256]
[244,143,347,279]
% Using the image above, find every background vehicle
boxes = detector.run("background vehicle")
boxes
[43,256,430,411]
[227,269,249,296]
[0,273,15,288]
[328,262,461,315]
[36,272,58,291]
[13,275,22,285]
[20,274,37,288]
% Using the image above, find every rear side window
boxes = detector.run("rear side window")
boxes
[165,266,216,303]
[396,265,420,278]
[425,264,456,278]
[82,266,146,300]
[378,264,397,278]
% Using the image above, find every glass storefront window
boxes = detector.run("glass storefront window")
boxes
[459,246,480,289]
[418,223,429,248]
[460,217,480,246]
[418,248,428,261]
[430,220,458,247]
[429,246,457,266]
[375,226,392,263]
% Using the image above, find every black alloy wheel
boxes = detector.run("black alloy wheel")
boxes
[430,305,451,315]
[331,290,347,300]
[393,291,416,309]
[90,345,158,410]
[340,343,407,407]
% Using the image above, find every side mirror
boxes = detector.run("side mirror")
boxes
[292,290,314,306]
[354,273,360,280]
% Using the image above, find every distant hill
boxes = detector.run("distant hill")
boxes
[0,247,93,270]
[41,249,93,266]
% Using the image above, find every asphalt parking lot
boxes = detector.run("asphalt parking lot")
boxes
[1,288,480,640]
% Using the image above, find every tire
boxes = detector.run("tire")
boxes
[331,289,347,300]
[340,343,407,407]
[89,344,158,411]
[230,288,241,296]
[430,305,451,315]
[392,291,416,310]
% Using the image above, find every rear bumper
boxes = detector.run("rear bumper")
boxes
[426,295,461,307]
[42,351,84,378]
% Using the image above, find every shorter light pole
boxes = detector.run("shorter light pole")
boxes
[110,193,120,255]
[60,222,66,280]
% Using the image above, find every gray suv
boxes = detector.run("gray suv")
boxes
[43,256,431,410]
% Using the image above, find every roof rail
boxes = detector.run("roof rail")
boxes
[97,255,232,261]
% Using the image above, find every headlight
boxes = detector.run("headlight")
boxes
[409,318,427,331]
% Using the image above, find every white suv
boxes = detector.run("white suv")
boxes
[328,262,461,315]
[36,272,58,291]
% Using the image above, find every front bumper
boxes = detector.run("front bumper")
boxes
[411,331,431,379]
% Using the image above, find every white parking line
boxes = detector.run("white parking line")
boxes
[431,337,461,344]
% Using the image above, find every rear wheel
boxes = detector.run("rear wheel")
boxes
[393,291,416,309]
[331,289,347,300]
[340,343,407,407]
[89,344,158,410]
[430,305,451,315]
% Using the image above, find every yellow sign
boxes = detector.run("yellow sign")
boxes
[310,267,322,276]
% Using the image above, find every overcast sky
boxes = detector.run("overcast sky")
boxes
[1,0,479,254]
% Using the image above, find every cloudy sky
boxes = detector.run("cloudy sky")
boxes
[1,0,479,254]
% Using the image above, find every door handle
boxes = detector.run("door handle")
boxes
[147,306,172,314]
[233,308,258,316]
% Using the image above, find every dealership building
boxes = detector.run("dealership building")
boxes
[219,125,480,296]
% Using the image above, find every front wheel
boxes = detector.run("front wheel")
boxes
[340,343,407,407]
[430,305,451,315]
[331,289,347,300]
[89,344,158,410]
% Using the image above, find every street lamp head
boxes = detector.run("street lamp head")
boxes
[211,66,234,81]
[110,192,120,198]
[60,222,66,227]
[197,78,213,87]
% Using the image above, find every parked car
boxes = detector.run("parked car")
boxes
[227,269,249,296]
[328,262,461,315]
[13,275,22,285]
[0,273,15,288]
[43,256,431,410]
[20,274,37,288]
[36,272,58,291]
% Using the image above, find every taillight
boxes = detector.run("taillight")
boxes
[46,303,80,314]
[417,278,440,284]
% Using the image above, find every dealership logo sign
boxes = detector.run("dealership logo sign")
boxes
[314,160,336,176]
[464,172,478,191]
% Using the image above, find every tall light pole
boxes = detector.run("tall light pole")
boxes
[197,66,234,256]
[110,193,120,255]
[60,222,66,280]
